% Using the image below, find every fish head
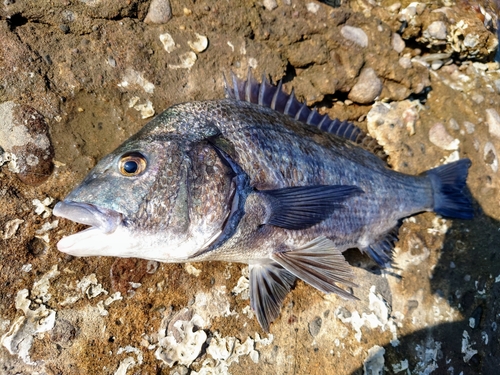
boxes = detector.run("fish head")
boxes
[54,128,237,262]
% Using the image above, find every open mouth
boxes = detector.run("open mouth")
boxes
[53,201,124,254]
[53,201,123,234]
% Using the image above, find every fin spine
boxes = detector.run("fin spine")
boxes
[225,71,385,153]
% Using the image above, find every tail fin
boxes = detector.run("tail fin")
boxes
[427,159,473,219]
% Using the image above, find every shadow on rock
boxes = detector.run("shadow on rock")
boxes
[350,198,500,375]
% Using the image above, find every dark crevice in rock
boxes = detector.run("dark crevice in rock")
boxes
[6,13,28,31]
[407,85,432,104]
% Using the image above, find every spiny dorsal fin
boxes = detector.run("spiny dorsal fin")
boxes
[224,70,387,159]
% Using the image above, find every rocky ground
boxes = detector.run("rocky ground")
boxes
[1,0,500,374]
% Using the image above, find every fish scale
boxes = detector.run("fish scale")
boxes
[53,73,473,332]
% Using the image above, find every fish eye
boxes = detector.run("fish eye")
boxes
[118,152,147,177]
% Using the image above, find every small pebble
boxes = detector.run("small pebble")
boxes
[425,21,447,40]
[348,68,382,104]
[168,51,197,70]
[428,123,459,150]
[308,316,322,337]
[263,0,277,11]
[483,142,498,172]
[0,102,54,185]
[133,100,155,119]
[341,25,368,48]
[144,0,172,24]
[494,79,500,94]
[3,219,24,239]
[159,32,177,53]
[391,33,405,53]
[107,56,116,67]
[431,59,443,70]
[306,2,320,13]
[485,109,500,139]
[448,118,459,131]
[463,121,475,134]
[387,2,401,12]
[415,3,427,15]
[59,24,70,34]
[471,93,484,104]
[399,56,412,69]
[43,54,52,65]
[464,34,479,49]
[61,9,75,23]
[188,33,208,53]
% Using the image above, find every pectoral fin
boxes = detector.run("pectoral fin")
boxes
[272,236,358,300]
[260,185,363,230]
[249,261,296,332]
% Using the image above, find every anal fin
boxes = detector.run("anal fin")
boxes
[362,226,400,266]
[249,261,296,332]
[272,236,357,300]
[261,185,363,230]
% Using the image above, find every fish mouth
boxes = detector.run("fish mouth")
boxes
[53,201,123,234]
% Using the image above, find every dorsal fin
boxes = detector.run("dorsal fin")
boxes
[224,70,386,159]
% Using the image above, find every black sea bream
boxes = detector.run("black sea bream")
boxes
[54,73,472,331]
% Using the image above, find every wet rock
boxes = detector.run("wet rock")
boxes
[348,68,382,104]
[144,0,172,24]
[0,102,54,185]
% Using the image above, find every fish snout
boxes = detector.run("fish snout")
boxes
[53,201,123,234]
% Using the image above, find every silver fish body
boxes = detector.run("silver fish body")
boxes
[54,75,472,331]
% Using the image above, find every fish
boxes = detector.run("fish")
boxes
[53,72,473,331]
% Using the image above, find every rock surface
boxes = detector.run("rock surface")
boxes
[0,102,54,185]
[1,1,500,374]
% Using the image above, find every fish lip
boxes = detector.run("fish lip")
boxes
[53,201,123,234]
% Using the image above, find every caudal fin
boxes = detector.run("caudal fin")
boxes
[427,159,473,219]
